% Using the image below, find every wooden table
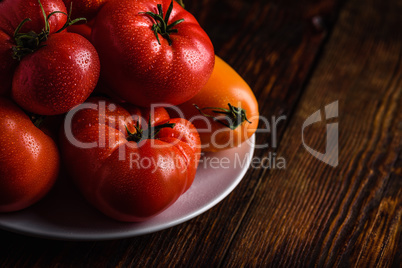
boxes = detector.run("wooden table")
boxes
[1,0,401,266]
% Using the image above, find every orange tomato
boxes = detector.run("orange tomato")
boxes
[177,55,259,152]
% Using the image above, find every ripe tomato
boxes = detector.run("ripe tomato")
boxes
[91,0,215,107]
[0,0,100,115]
[177,56,259,152]
[0,0,67,96]
[62,0,107,21]
[60,97,201,222]
[12,32,100,115]
[67,23,92,40]
[0,98,60,212]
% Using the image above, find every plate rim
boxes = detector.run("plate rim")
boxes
[0,135,255,241]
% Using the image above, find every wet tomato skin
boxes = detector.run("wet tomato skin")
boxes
[0,0,100,115]
[0,0,67,96]
[12,32,100,115]
[0,0,67,37]
[62,0,107,21]
[91,0,215,107]
[60,97,201,222]
[67,23,92,40]
[0,98,60,212]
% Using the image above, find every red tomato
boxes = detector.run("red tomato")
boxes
[0,0,67,96]
[12,32,100,115]
[177,56,259,152]
[0,98,60,212]
[60,97,201,222]
[62,0,107,21]
[91,0,215,107]
[0,0,100,115]
[67,18,95,41]
[67,23,92,40]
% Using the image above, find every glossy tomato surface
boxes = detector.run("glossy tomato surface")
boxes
[63,0,107,21]
[67,23,92,40]
[0,98,60,212]
[0,0,100,115]
[60,97,201,222]
[177,56,259,152]
[91,0,215,107]
[12,32,100,115]
[0,0,67,96]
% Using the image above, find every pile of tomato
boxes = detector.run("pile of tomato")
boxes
[0,0,258,222]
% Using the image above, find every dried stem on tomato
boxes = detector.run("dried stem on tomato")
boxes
[139,0,184,46]
[12,0,86,61]
[175,0,185,9]
[125,115,176,143]
[194,103,252,130]
[23,110,46,128]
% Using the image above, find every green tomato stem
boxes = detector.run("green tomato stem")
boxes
[139,0,184,46]
[12,0,86,61]
[194,103,252,130]
[126,115,176,143]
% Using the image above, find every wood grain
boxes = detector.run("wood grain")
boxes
[0,0,342,265]
[0,0,401,266]
[221,0,402,266]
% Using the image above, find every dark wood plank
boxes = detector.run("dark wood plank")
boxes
[0,0,345,266]
[221,0,402,266]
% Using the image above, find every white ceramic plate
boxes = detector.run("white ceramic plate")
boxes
[0,136,255,241]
